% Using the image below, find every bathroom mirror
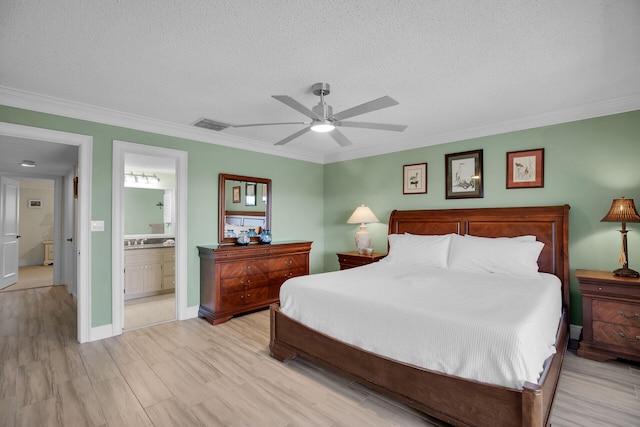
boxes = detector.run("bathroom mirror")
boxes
[219,173,271,244]
[124,187,174,237]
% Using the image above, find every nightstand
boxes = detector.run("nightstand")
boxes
[576,269,640,363]
[337,251,386,270]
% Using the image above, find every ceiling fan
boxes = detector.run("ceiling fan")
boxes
[231,83,407,147]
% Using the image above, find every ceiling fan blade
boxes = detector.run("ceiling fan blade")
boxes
[274,127,311,146]
[232,121,310,128]
[331,96,399,121]
[336,121,407,132]
[272,95,322,120]
[329,128,353,147]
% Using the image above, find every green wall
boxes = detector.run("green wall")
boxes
[324,110,640,325]
[2,104,638,328]
[0,105,325,327]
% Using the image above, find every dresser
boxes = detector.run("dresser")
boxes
[198,241,312,325]
[337,251,386,270]
[576,269,640,363]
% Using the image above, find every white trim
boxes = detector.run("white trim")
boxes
[0,122,92,343]
[570,324,582,342]
[3,86,639,165]
[90,323,114,342]
[186,305,200,319]
[112,140,188,336]
[0,86,323,164]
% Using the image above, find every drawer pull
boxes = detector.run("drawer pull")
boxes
[240,294,251,300]
[618,332,640,342]
[618,311,640,321]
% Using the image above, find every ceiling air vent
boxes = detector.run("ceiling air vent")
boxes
[193,118,230,131]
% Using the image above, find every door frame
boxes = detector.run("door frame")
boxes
[112,140,188,334]
[0,122,92,343]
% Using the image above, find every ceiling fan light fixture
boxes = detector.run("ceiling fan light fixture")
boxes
[310,120,335,133]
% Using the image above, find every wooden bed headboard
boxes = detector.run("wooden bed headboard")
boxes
[388,205,570,311]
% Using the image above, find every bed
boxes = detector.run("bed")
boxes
[269,205,570,427]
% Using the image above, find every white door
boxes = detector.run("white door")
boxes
[1,177,20,289]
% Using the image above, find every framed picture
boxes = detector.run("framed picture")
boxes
[403,163,427,194]
[28,199,43,208]
[445,149,483,199]
[506,148,544,189]
[245,182,256,206]
[232,185,241,203]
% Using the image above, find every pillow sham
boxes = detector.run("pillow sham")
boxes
[464,234,536,242]
[384,233,452,269]
[448,233,544,277]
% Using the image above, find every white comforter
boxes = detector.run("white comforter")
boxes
[279,262,562,390]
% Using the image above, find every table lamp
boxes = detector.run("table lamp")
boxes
[347,204,379,254]
[600,196,640,278]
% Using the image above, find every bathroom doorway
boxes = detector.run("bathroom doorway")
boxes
[112,141,188,334]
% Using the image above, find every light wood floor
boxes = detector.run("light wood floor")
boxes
[1,286,639,427]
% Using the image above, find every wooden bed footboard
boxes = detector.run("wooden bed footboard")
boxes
[270,304,569,427]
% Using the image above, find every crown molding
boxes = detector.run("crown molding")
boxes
[324,92,640,163]
[2,86,639,165]
[0,86,325,164]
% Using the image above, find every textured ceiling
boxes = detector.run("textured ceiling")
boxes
[1,1,639,165]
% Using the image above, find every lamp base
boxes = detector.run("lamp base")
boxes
[613,267,640,278]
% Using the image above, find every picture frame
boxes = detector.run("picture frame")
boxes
[232,185,241,203]
[245,182,256,206]
[506,148,544,189]
[28,199,43,208]
[445,149,483,199]
[403,163,427,194]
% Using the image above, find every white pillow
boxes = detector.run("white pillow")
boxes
[384,233,452,269]
[448,233,544,277]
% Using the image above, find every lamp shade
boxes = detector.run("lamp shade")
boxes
[601,197,640,223]
[347,205,379,224]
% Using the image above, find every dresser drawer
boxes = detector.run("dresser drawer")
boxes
[593,321,640,351]
[269,267,307,286]
[220,273,269,293]
[269,254,307,272]
[220,287,270,309]
[219,260,269,278]
[592,300,640,327]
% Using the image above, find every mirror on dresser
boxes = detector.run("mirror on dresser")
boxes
[218,173,271,244]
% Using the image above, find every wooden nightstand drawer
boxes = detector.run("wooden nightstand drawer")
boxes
[576,269,640,362]
[593,321,640,351]
[592,300,640,326]
[337,251,386,270]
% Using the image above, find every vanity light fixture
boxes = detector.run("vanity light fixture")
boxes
[601,196,640,278]
[347,204,380,254]
[124,172,160,184]
[21,160,36,167]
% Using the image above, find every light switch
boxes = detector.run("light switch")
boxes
[91,220,104,232]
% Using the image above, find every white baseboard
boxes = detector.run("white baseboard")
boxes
[90,324,114,342]
[186,305,199,319]
[570,324,582,341]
